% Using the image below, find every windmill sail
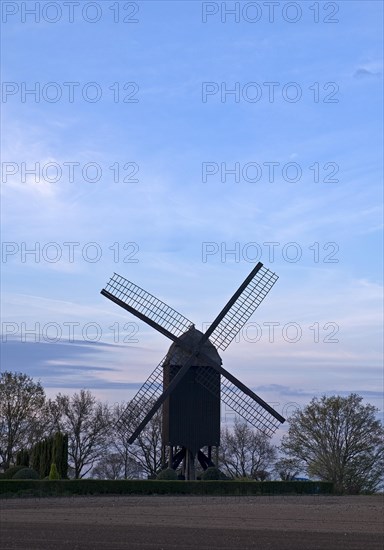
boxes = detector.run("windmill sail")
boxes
[220,376,282,437]
[115,356,166,438]
[101,272,194,341]
[195,365,283,437]
[204,263,278,351]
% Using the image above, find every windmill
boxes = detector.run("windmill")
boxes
[101,262,284,479]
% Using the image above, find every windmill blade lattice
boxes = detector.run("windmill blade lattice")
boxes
[115,356,166,437]
[220,377,281,437]
[102,273,194,340]
[207,265,278,351]
[195,367,281,437]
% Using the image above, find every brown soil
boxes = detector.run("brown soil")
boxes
[1,494,383,549]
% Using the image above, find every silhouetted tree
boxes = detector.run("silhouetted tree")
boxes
[0,371,46,470]
[91,452,142,480]
[219,418,277,479]
[53,390,110,478]
[280,394,384,493]
[30,432,68,478]
[274,457,301,481]
[114,399,162,478]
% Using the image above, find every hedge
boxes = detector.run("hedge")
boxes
[0,479,333,498]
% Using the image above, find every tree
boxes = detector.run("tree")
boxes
[91,452,142,480]
[274,457,301,481]
[52,432,68,479]
[53,390,110,478]
[109,402,143,479]
[0,371,46,470]
[114,399,163,478]
[15,448,30,467]
[280,394,384,493]
[126,405,163,478]
[30,432,68,479]
[219,418,277,479]
[30,437,51,478]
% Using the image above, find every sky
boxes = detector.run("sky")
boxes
[1,0,383,439]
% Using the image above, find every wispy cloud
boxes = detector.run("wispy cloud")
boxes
[2,1,382,419]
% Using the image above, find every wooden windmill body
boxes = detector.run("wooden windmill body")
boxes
[101,262,285,479]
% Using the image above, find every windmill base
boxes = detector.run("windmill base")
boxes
[164,445,217,480]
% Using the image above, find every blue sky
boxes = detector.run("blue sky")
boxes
[1,1,383,434]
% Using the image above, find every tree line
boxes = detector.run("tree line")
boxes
[0,371,383,493]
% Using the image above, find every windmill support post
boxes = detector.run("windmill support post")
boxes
[168,445,173,469]
[185,449,195,481]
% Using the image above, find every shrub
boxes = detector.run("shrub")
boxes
[156,468,178,480]
[3,466,24,479]
[13,468,39,479]
[49,463,60,480]
[201,467,226,480]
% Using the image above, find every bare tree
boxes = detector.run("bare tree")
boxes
[114,399,163,478]
[274,457,301,481]
[108,402,150,479]
[134,408,163,477]
[280,394,384,493]
[91,452,142,480]
[219,417,277,479]
[54,390,110,478]
[0,371,46,470]
[109,402,136,478]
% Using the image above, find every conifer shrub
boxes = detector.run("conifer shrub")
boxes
[30,432,68,479]
[156,468,178,480]
[16,449,30,467]
[49,463,60,480]
[12,468,39,479]
[3,466,24,479]
[201,467,226,480]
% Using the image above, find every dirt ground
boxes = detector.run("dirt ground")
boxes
[1,494,383,550]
